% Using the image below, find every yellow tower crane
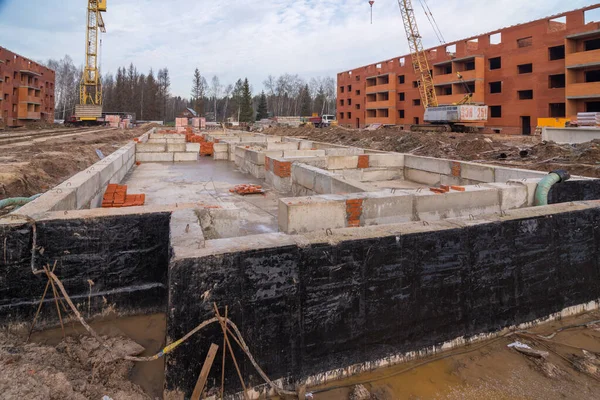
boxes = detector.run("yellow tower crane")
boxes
[397,0,488,132]
[71,0,107,125]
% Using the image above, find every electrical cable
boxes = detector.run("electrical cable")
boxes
[423,0,446,43]
[417,0,445,44]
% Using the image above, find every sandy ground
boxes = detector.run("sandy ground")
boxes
[263,126,600,179]
[0,124,159,201]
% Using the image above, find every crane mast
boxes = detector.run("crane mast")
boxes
[80,0,106,106]
[397,0,438,108]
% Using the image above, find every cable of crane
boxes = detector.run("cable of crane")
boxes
[417,0,445,44]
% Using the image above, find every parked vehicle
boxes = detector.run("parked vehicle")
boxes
[309,114,337,128]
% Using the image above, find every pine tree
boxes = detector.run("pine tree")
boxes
[239,78,254,123]
[191,68,207,116]
[300,84,312,116]
[256,92,268,121]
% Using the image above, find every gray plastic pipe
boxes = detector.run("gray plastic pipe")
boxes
[534,170,570,206]
[0,194,42,210]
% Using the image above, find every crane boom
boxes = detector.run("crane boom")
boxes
[397,0,438,108]
[80,0,106,106]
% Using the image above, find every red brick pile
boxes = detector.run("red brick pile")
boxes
[186,133,205,143]
[229,184,264,195]
[200,142,214,156]
[429,185,465,194]
[102,184,146,208]
[272,159,291,177]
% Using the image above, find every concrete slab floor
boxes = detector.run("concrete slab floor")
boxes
[122,160,287,236]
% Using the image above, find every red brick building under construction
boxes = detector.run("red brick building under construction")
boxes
[337,4,600,134]
[0,47,55,128]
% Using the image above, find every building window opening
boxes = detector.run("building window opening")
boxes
[399,92,405,101]
[584,7,600,24]
[586,101,600,112]
[584,38,600,51]
[517,36,533,48]
[490,106,502,118]
[549,45,565,60]
[548,16,566,32]
[518,63,533,74]
[549,74,566,88]
[518,90,534,100]
[413,99,421,106]
[585,69,600,82]
[489,81,502,93]
[399,110,405,118]
[490,32,502,45]
[489,57,501,70]
[549,103,566,118]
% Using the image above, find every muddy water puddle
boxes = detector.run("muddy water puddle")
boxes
[30,313,166,399]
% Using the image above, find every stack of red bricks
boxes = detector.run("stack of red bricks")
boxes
[229,184,264,195]
[200,142,214,156]
[272,159,291,177]
[346,198,363,228]
[430,184,465,194]
[187,133,205,143]
[102,184,146,208]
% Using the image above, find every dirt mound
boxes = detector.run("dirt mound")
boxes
[0,124,156,200]
[0,332,149,400]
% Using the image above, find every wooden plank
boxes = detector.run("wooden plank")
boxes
[191,343,220,400]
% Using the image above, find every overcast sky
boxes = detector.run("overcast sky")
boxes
[0,0,597,97]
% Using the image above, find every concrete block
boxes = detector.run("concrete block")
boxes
[283,150,326,158]
[213,143,228,152]
[405,168,441,186]
[404,155,452,175]
[324,147,364,156]
[266,142,299,151]
[494,166,547,182]
[136,143,166,152]
[16,188,78,216]
[368,154,405,168]
[331,177,368,194]
[168,143,187,152]
[278,196,347,234]
[213,152,229,161]
[362,192,415,225]
[299,140,314,150]
[97,160,117,187]
[151,133,186,140]
[136,152,174,162]
[507,178,543,206]
[359,168,403,182]
[415,187,500,221]
[292,164,317,191]
[314,171,335,194]
[174,152,199,162]
[484,183,528,210]
[266,170,292,193]
[542,127,600,144]
[460,162,495,183]
[265,136,283,142]
[327,156,359,170]
[185,142,201,153]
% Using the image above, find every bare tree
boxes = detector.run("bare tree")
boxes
[210,76,222,121]
[222,84,233,121]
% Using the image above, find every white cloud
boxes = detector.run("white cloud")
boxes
[0,0,593,96]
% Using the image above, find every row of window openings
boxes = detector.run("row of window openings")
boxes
[489,103,566,118]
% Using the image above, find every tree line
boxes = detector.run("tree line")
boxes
[47,55,337,123]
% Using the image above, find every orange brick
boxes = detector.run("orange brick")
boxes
[357,155,369,169]
[430,188,445,194]
[450,185,466,192]
[440,184,450,192]
[451,162,461,177]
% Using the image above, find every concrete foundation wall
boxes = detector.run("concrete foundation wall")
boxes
[17,132,148,216]
[279,182,530,233]
[0,211,171,327]
[166,202,600,397]
[542,127,600,144]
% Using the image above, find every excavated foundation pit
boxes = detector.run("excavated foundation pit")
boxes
[3,127,600,398]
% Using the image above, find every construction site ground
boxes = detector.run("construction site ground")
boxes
[0,124,160,201]
[262,126,600,179]
[2,310,600,400]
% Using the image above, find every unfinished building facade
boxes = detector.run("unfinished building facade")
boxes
[337,4,600,134]
[0,47,55,128]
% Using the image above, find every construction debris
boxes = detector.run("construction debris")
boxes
[229,184,264,195]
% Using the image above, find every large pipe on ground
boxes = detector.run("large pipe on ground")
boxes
[534,170,570,206]
[0,194,42,210]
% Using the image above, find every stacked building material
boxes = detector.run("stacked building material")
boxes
[102,184,145,207]
[576,112,600,126]
[176,117,188,127]
[105,115,121,128]
[191,117,206,129]
[200,142,214,156]
[274,116,303,127]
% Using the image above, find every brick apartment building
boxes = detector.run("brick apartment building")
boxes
[337,4,600,134]
[0,47,55,128]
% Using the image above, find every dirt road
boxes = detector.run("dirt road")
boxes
[0,124,157,200]
[263,126,600,179]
